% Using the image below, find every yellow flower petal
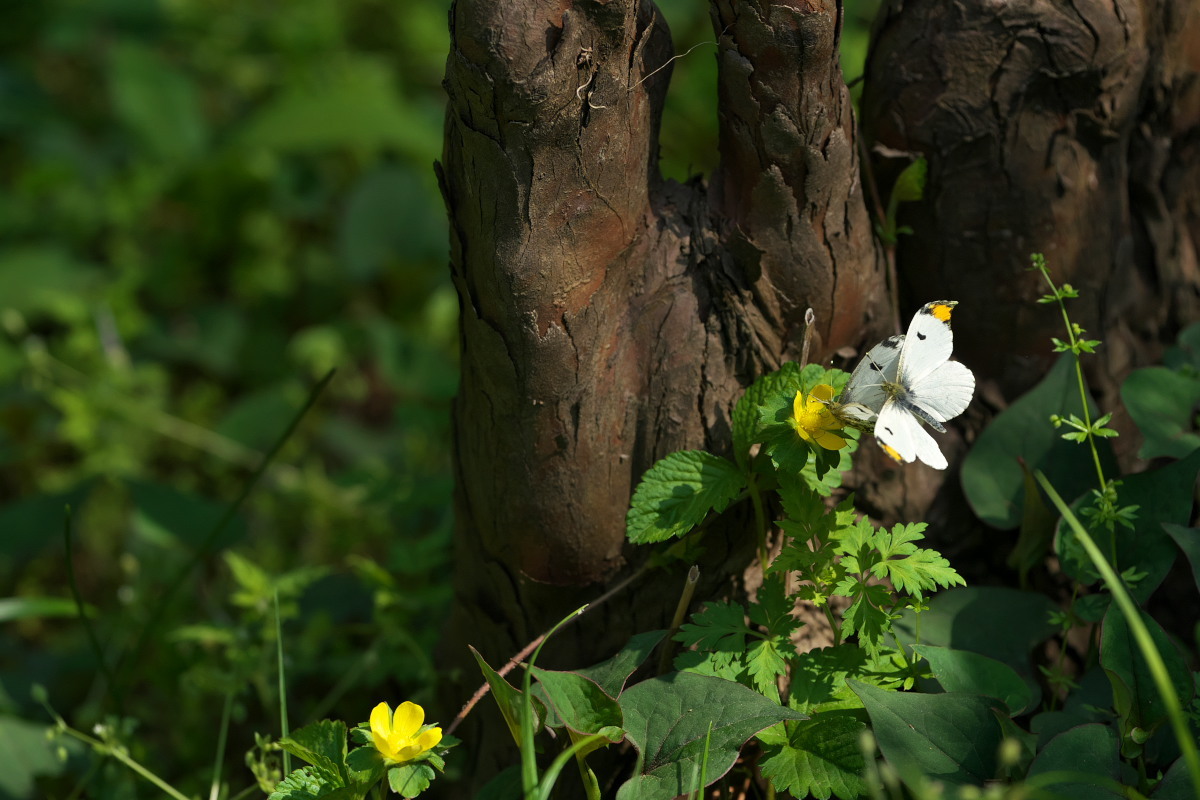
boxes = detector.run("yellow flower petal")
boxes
[392,701,424,739]
[814,429,847,450]
[369,702,393,753]
[809,383,836,403]
[793,390,805,421]
[417,727,443,753]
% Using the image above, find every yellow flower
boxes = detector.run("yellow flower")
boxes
[369,701,442,764]
[791,384,847,450]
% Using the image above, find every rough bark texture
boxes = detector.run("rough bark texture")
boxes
[438,0,886,788]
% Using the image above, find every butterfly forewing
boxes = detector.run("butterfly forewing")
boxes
[841,334,904,415]
[897,301,957,385]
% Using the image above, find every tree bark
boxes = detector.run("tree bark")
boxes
[438,0,887,787]
[436,0,1200,791]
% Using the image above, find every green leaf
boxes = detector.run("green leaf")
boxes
[1100,605,1193,747]
[469,646,546,746]
[891,157,927,204]
[962,354,1116,529]
[1122,367,1200,459]
[388,762,435,798]
[788,645,873,711]
[576,630,669,698]
[278,720,348,784]
[914,645,1035,715]
[871,523,964,599]
[0,596,95,621]
[759,713,867,800]
[130,480,247,552]
[676,601,749,653]
[1154,757,1200,800]
[1162,524,1200,597]
[268,765,352,800]
[1026,724,1123,799]
[344,746,386,789]
[733,362,803,470]
[1057,450,1200,602]
[108,42,207,161]
[626,451,745,543]
[0,716,77,798]
[891,587,1056,682]
[616,672,806,800]
[850,680,1005,787]
[530,667,623,734]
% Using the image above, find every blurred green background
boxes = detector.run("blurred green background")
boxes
[0,0,877,796]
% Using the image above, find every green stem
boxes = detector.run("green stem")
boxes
[43,721,191,800]
[209,690,234,800]
[1036,471,1200,799]
[275,591,291,776]
[749,476,768,570]
[522,606,588,798]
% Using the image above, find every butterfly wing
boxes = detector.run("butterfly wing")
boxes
[840,334,904,416]
[897,301,957,385]
[907,360,975,423]
[875,398,949,470]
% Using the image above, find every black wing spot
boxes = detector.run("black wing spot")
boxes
[917,332,927,340]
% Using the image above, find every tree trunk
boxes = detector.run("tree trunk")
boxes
[436,0,1200,790]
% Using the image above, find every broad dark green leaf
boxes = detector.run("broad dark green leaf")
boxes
[1162,524,1200,597]
[626,451,745,543]
[576,630,668,698]
[914,645,1035,715]
[962,354,1116,529]
[616,672,805,800]
[529,667,622,734]
[1026,724,1123,800]
[1100,605,1193,745]
[759,713,866,800]
[1056,449,1200,602]
[1153,756,1200,800]
[891,587,1055,678]
[0,716,75,799]
[850,680,1004,787]
[1122,367,1200,459]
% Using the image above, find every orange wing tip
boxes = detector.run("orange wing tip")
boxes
[880,443,904,462]
[926,301,957,322]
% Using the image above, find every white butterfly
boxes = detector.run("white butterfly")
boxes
[835,301,975,469]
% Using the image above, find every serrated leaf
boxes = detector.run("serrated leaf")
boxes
[279,720,348,784]
[616,672,806,800]
[733,363,804,469]
[626,451,745,543]
[760,714,867,800]
[676,601,749,652]
[850,681,1005,787]
[268,766,351,800]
